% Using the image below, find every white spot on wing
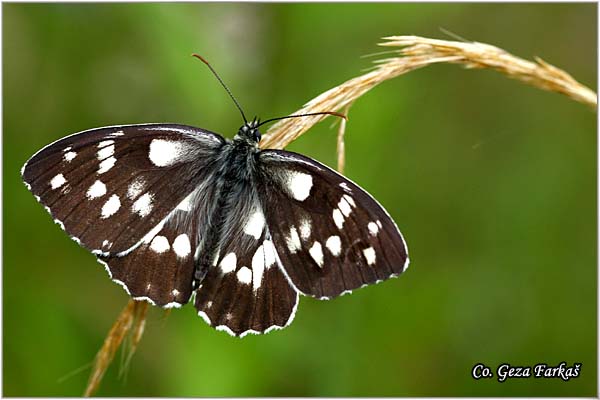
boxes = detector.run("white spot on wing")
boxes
[286,227,301,253]
[299,218,311,240]
[363,247,376,265]
[219,252,237,274]
[237,266,252,284]
[376,220,382,228]
[368,221,379,236]
[338,197,352,217]
[339,182,352,191]
[98,156,116,174]
[333,209,344,229]
[149,139,184,167]
[251,245,265,291]
[343,194,356,208]
[101,194,121,218]
[110,130,125,137]
[173,234,191,258]
[64,151,77,162]
[127,178,146,200]
[309,241,324,267]
[244,209,265,239]
[150,235,170,253]
[171,289,180,297]
[325,235,341,256]
[287,171,313,201]
[132,192,153,217]
[97,141,115,160]
[87,180,107,199]
[263,239,277,268]
[50,174,66,189]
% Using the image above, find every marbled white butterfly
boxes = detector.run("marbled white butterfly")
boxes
[21,56,409,337]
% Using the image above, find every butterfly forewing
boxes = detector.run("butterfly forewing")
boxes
[22,124,224,255]
[258,150,409,299]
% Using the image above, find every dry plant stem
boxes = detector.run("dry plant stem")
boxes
[84,300,149,397]
[261,35,596,150]
[336,103,353,173]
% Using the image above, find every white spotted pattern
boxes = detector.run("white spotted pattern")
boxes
[173,234,191,258]
[263,239,277,268]
[86,180,107,199]
[237,266,252,284]
[343,194,356,208]
[251,245,266,291]
[332,209,344,229]
[127,178,146,200]
[286,227,302,253]
[97,140,115,160]
[299,218,311,240]
[98,156,116,174]
[50,174,66,189]
[309,241,324,267]
[363,247,376,265]
[219,252,237,274]
[338,197,352,217]
[132,192,153,217]
[171,289,180,297]
[63,151,77,162]
[244,209,265,239]
[287,171,313,201]
[325,235,342,256]
[368,221,379,236]
[149,139,184,167]
[150,235,170,253]
[101,194,121,218]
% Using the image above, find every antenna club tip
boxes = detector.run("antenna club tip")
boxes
[326,111,348,121]
[191,53,209,64]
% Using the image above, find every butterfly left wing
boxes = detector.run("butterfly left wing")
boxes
[257,150,409,300]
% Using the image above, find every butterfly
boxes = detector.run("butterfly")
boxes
[20,55,409,337]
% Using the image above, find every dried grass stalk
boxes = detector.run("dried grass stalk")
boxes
[261,35,596,150]
[84,300,149,397]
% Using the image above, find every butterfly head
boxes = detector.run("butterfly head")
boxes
[235,117,261,144]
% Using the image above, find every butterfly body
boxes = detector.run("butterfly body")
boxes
[22,120,409,337]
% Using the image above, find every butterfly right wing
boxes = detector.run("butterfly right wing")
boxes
[21,124,225,255]
[257,150,409,300]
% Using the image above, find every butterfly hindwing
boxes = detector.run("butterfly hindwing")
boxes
[98,207,199,308]
[194,225,299,337]
[258,150,409,299]
[22,124,225,255]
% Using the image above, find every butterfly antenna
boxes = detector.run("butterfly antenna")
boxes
[191,53,248,124]
[257,111,347,128]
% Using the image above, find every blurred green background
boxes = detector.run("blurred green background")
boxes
[3,3,596,397]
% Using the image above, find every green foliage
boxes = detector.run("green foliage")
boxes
[3,3,596,396]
